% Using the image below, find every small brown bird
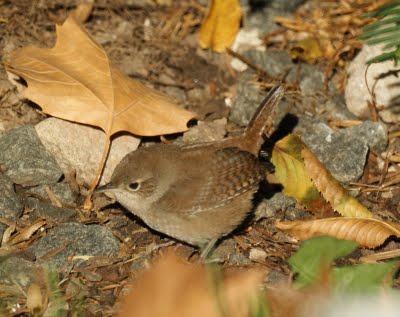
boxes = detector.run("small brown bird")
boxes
[96,83,284,255]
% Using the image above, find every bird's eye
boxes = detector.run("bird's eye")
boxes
[128,182,140,191]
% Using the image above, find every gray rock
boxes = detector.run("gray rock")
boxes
[26,198,77,222]
[244,50,294,78]
[229,53,355,127]
[0,125,62,186]
[36,118,140,186]
[298,64,325,96]
[0,256,38,288]
[318,93,357,121]
[23,183,78,206]
[255,192,296,221]
[229,70,264,126]
[29,222,120,268]
[295,118,388,182]
[244,8,285,34]
[348,120,388,153]
[0,174,22,220]
[285,206,310,221]
[183,118,227,143]
[0,174,22,238]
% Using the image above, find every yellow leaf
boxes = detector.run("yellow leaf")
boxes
[272,134,373,218]
[276,217,400,248]
[198,0,242,53]
[289,37,322,64]
[271,134,333,215]
[5,16,196,137]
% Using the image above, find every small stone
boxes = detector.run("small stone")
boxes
[23,183,78,206]
[255,193,296,221]
[249,248,267,261]
[0,125,63,185]
[35,118,140,186]
[298,64,324,96]
[244,50,294,79]
[285,206,310,221]
[186,87,208,101]
[182,118,227,143]
[29,222,120,268]
[26,198,77,222]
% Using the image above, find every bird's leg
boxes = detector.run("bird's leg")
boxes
[200,237,219,259]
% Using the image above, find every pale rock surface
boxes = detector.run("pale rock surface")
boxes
[345,45,400,121]
[182,118,227,143]
[35,118,140,186]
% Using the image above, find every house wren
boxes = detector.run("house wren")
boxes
[95,82,284,253]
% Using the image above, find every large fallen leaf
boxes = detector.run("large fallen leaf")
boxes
[272,134,372,218]
[5,15,196,198]
[198,0,242,52]
[301,143,373,218]
[119,253,264,317]
[5,16,195,137]
[271,134,334,215]
[276,217,400,248]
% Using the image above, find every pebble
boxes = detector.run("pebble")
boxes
[29,222,120,268]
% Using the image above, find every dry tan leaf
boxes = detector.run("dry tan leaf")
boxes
[276,217,400,248]
[119,252,264,317]
[198,0,242,52]
[1,222,16,247]
[70,1,94,23]
[5,16,195,137]
[302,145,373,218]
[8,219,46,246]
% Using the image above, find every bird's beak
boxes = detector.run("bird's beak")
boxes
[93,182,117,194]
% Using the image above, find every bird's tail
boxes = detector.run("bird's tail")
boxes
[238,81,284,155]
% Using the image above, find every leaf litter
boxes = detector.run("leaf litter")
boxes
[0,0,399,316]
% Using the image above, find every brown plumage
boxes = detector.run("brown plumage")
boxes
[96,82,284,250]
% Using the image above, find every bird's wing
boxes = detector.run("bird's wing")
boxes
[161,147,265,214]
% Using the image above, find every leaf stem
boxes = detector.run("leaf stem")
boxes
[83,120,113,209]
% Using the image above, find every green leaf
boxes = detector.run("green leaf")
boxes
[332,261,399,294]
[359,25,400,40]
[288,236,357,288]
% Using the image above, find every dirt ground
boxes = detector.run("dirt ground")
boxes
[1,0,400,316]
